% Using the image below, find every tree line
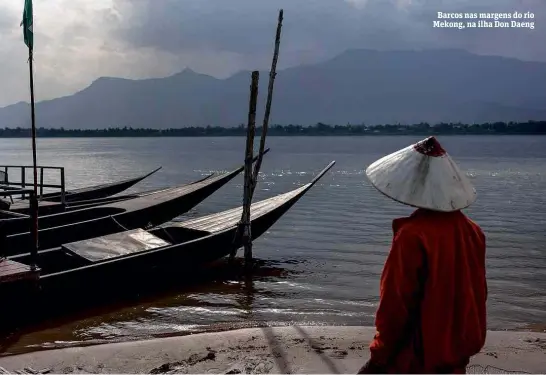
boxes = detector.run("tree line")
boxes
[0,121,543,137]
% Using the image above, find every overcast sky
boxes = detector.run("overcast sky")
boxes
[0,0,544,107]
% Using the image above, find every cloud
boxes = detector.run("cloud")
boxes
[0,0,119,106]
[112,0,418,58]
[110,0,546,69]
[0,0,193,107]
[0,0,544,107]
[408,0,546,62]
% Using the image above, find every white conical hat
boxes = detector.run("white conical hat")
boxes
[365,136,476,212]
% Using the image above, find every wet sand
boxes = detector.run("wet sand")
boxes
[0,326,544,374]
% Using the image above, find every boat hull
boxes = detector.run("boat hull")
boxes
[42,190,299,290]
[9,170,213,217]
[0,157,331,332]
[0,176,309,329]
[1,149,270,256]
[1,170,243,256]
[35,166,162,203]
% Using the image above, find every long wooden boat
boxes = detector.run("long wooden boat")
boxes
[0,152,269,256]
[5,167,164,216]
[7,172,214,217]
[3,161,334,303]
[30,166,162,203]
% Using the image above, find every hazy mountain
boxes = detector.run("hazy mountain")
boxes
[1,49,545,129]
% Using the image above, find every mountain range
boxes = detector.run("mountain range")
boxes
[1,49,545,129]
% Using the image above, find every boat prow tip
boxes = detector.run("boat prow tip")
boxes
[140,166,163,180]
[150,166,162,174]
[309,160,336,185]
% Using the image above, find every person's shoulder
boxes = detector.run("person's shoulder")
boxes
[461,213,485,232]
[392,216,423,240]
[460,213,487,245]
[398,211,434,230]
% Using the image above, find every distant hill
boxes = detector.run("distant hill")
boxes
[1,49,545,129]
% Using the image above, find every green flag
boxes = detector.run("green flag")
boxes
[21,0,33,50]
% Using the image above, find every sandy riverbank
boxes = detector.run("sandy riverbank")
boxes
[0,326,545,374]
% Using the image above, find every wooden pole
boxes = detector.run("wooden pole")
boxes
[241,71,260,270]
[229,10,284,269]
[250,9,283,199]
[28,46,39,270]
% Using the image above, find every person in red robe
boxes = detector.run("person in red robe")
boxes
[358,136,487,374]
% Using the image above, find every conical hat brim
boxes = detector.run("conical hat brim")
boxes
[366,144,476,212]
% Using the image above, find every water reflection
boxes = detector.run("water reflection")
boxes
[236,274,256,318]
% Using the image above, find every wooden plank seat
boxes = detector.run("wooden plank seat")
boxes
[61,228,171,263]
[0,259,39,284]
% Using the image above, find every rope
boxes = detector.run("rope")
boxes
[161,227,176,244]
[110,216,129,231]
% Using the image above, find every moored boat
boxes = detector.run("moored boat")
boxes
[2,167,164,215]
[2,161,334,304]
[37,166,163,203]
[1,150,269,256]
[7,173,213,216]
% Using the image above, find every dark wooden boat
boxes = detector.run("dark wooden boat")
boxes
[7,172,214,216]
[32,166,163,203]
[0,153,270,256]
[3,161,334,303]
[4,167,165,217]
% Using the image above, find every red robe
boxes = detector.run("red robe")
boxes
[367,209,487,373]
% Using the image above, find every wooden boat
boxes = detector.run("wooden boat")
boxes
[7,171,213,217]
[4,167,165,216]
[0,152,269,256]
[3,161,334,303]
[37,166,163,203]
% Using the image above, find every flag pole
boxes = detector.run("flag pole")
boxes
[22,0,38,269]
[28,45,39,269]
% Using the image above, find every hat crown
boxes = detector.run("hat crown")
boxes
[414,136,446,157]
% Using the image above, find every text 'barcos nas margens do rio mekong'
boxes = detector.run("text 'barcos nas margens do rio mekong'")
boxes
[433,11,535,30]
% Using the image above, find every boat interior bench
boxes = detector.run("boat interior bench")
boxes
[0,259,39,284]
[61,227,211,263]
[62,228,172,263]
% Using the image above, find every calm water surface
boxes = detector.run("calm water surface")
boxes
[0,135,545,354]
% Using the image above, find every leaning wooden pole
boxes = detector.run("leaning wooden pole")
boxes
[250,9,283,199]
[241,71,260,270]
[229,10,284,269]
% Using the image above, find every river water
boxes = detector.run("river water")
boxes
[0,135,544,355]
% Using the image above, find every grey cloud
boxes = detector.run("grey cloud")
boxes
[411,0,546,61]
[0,11,12,31]
[113,0,360,55]
[1,0,545,108]
[110,0,546,70]
[0,4,19,34]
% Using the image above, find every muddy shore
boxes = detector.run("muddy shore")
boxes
[0,326,545,374]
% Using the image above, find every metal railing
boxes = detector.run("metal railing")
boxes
[0,165,66,205]
[0,187,39,268]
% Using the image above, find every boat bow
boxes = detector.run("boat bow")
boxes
[176,160,336,234]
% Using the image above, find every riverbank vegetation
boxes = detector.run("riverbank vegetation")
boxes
[0,121,543,137]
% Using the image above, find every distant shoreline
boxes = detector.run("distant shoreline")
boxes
[0,121,543,137]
